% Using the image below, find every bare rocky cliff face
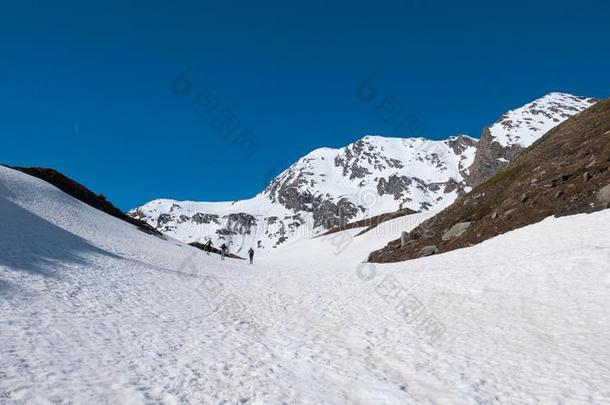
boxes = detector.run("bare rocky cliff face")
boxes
[466,127,523,186]
[369,98,610,263]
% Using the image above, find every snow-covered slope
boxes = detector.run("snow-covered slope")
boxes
[265,135,476,216]
[130,135,477,254]
[131,92,597,253]
[2,165,609,403]
[467,92,597,184]
[489,92,596,148]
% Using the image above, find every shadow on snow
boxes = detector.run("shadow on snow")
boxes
[0,194,119,280]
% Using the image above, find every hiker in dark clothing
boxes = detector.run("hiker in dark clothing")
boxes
[248,248,255,264]
[204,240,213,255]
[220,243,227,260]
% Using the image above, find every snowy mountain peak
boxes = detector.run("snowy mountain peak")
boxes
[131,134,479,254]
[466,92,598,186]
[489,92,597,148]
[130,92,598,253]
[264,134,477,209]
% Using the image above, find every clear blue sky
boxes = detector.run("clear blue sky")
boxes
[1,0,608,210]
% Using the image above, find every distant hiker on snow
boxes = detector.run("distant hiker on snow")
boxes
[220,243,228,260]
[248,248,255,264]
[204,240,213,255]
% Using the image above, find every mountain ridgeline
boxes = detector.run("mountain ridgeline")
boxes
[369,98,610,263]
[129,92,598,255]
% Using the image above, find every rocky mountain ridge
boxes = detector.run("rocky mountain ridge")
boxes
[369,97,610,263]
[129,135,478,254]
[129,92,597,254]
[467,92,596,185]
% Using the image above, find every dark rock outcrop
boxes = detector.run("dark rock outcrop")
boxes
[189,242,243,259]
[192,213,221,225]
[321,207,418,237]
[466,127,522,186]
[217,213,257,236]
[377,175,412,200]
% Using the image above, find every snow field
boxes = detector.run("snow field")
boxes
[1,165,609,404]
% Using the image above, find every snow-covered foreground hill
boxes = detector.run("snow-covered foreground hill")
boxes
[1,165,609,404]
